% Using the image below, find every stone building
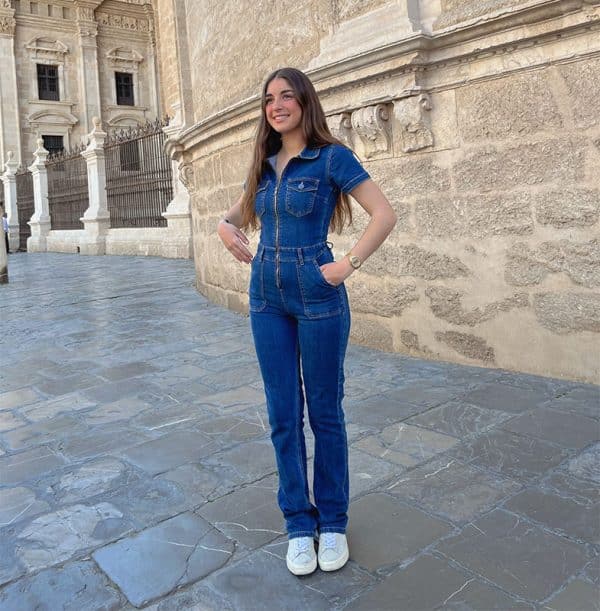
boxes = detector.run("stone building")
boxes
[0,0,160,166]
[153,0,600,384]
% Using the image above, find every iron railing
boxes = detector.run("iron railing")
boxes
[46,144,89,230]
[105,118,172,228]
[15,166,34,251]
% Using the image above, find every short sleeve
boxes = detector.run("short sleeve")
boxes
[328,145,370,193]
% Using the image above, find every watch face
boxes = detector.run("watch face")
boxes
[350,255,361,269]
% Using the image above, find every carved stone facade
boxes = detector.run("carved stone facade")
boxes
[0,0,160,167]
[157,0,600,382]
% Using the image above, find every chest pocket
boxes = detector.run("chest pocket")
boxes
[254,181,269,217]
[285,178,319,217]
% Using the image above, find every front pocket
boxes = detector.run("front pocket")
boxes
[285,177,319,217]
[248,259,266,312]
[297,260,341,319]
[254,181,269,217]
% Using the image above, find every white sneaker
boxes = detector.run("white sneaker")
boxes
[286,536,317,575]
[317,532,349,572]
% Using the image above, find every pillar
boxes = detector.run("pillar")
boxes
[2,151,19,252]
[80,116,110,255]
[27,139,50,253]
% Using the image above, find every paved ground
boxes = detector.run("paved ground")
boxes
[0,253,598,611]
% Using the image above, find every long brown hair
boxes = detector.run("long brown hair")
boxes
[240,67,353,233]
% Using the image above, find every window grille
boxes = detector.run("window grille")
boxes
[37,64,59,101]
[115,72,134,106]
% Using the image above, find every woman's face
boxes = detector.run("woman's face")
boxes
[264,77,303,137]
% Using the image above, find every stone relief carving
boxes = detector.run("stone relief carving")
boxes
[106,47,144,71]
[96,12,149,31]
[25,37,69,60]
[0,15,15,35]
[1,0,12,8]
[395,93,434,153]
[76,7,95,21]
[351,104,392,158]
[327,113,353,148]
[178,162,197,194]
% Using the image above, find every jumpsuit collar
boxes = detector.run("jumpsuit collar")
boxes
[267,146,322,171]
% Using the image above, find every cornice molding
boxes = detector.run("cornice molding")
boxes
[176,3,600,153]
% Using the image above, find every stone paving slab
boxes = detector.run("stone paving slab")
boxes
[93,513,235,608]
[436,508,594,603]
[345,553,533,610]
[1,253,598,610]
[0,560,125,611]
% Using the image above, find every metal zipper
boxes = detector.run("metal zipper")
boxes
[274,174,281,288]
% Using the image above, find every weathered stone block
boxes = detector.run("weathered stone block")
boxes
[367,242,471,279]
[505,240,600,288]
[453,139,586,193]
[457,73,563,141]
[559,56,600,129]
[535,189,599,228]
[347,275,418,317]
[350,315,394,351]
[434,0,528,29]
[415,193,533,238]
[369,155,451,199]
[534,292,600,334]
[427,286,528,325]
[435,331,495,362]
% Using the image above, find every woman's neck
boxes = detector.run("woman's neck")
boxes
[279,131,307,158]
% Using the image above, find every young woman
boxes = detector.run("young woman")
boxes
[217,67,396,575]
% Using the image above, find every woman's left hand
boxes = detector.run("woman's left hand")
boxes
[319,259,353,287]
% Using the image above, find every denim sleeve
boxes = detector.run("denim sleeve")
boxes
[328,144,370,194]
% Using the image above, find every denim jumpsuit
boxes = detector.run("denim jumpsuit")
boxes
[249,143,370,539]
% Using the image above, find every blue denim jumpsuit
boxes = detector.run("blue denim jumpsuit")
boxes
[249,143,370,539]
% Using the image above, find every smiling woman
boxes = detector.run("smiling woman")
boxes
[216,67,397,577]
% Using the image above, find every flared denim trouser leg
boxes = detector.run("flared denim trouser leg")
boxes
[249,243,351,539]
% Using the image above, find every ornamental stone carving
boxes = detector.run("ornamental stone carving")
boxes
[178,162,197,194]
[106,47,144,71]
[327,113,353,148]
[0,15,15,35]
[96,12,149,31]
[26,37,69,60]
[351,104,392,159]
[394,93,434,153]
[76,7,95,21]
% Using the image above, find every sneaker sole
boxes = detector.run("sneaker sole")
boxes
[318,546,349,572]
[286,556,317,576]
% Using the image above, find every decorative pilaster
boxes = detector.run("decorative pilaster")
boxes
[80,116,110,255]
[75,1,102,132]
[0,2,21,167]
[27,139,51,253]
[2,150,19,252]
[162,108,193,258]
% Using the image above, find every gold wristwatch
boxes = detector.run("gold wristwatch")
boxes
[346,252,362,270]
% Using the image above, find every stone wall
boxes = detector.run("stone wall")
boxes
[164,0,600,383]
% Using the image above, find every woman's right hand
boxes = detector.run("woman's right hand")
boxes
[217,220,253,264]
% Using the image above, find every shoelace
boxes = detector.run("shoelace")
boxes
[294,538,311,554]
[320,532,338,550]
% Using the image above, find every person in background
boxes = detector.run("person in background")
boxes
[2,212,9,254]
